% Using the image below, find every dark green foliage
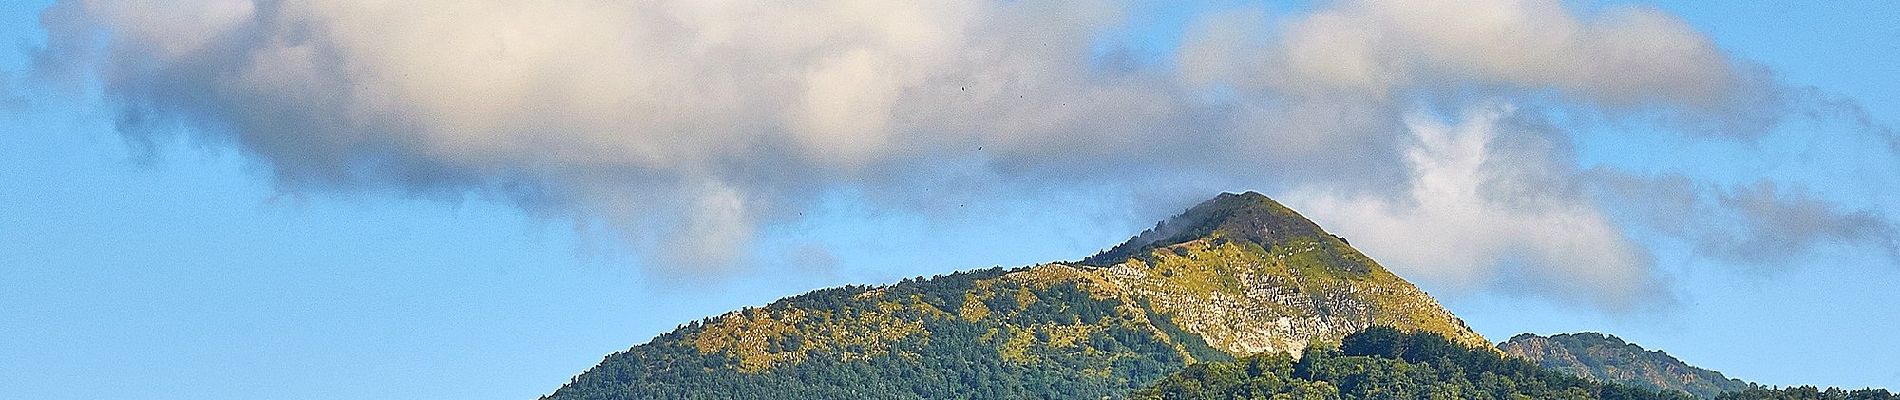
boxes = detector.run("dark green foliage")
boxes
[1134,326,1701,400]
[1717,386,1896,400]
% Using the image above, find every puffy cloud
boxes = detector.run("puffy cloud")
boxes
[1183,0,1744,108]
[1287,105,1661,310]
[1173,0,1782,188]
[34,0,1164,269]
[30,0,1893,306]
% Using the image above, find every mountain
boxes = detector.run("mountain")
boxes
[1138,329,1898,400]
[1134,327,1698,400]
[542,191,1487,399]
[1072,192,1490,357]
[1500,333,1751,399]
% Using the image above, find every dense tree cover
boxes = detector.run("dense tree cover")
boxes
[1134,326,1699,400]
[1717,386,1896,400]
[541,267,1229,400]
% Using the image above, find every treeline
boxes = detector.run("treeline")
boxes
[1135,327,1896,400]
[1134,326,1699,400]
[1718,386,1895,400]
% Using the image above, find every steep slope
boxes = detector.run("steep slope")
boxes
[1502,332,1750,398]
[1083,192,1490,357]
[543,191,1486,399]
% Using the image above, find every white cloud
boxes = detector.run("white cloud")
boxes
[1184,0,1739,108]
[37,0,1149,269]
[32,0,1884,305]
[1288,105,1659,310]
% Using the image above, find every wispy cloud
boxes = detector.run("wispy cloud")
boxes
[1590,171,1900,269]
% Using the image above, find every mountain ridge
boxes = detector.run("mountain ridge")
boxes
[543,191,1487,399]
[1136,327,1702,400]
[1502,332,1751,398]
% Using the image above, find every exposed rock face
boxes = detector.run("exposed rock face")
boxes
[1502,332,1751,398]
[1078,191,1488,356]
[1086,238,1485,356]
[544,191,1488,399]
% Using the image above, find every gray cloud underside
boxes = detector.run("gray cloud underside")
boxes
[1589,171,1900,267]
[30,0,1899,308]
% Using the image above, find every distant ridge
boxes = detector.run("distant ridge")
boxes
[1502,332,1750,398]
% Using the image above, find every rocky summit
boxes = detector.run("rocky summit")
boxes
[543,192,1486,400]
[1078,192,1489,357]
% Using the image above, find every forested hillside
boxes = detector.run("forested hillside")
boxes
[543,192,1485,399]
[542,192,1893,400]
[1134,326,1698,400]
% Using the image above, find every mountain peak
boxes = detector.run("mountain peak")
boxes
[1082,191,1333,265]
[547,191,1489,399]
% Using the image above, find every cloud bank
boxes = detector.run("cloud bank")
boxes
[32,0,1896,308]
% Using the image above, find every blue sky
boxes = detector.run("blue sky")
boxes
[2,1,1897,399]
